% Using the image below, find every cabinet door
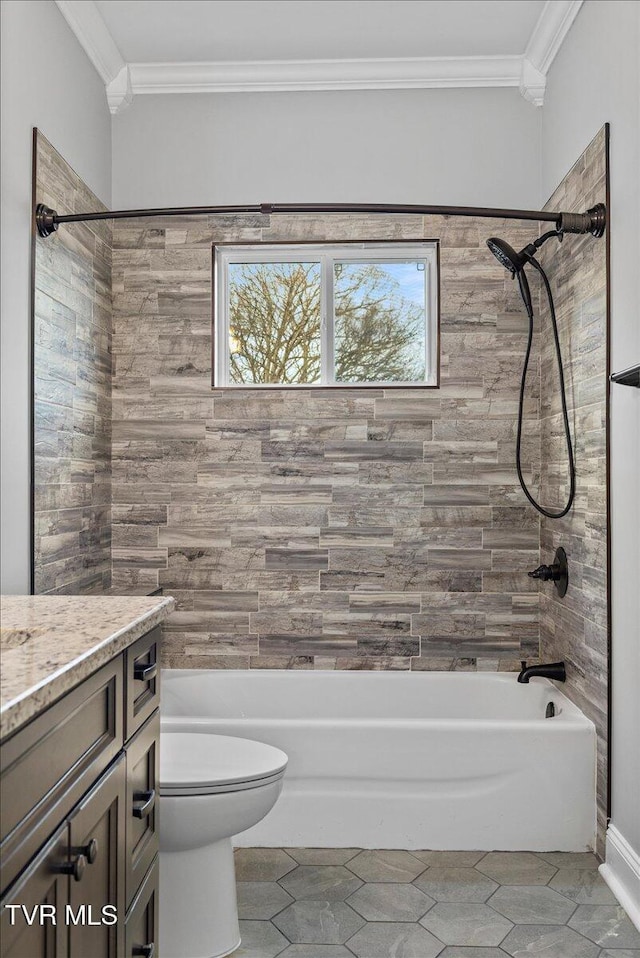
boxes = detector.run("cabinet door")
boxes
[68,756,126,958]
[125,857,158,958]
[126,712,159,907]
[0,825,69,958]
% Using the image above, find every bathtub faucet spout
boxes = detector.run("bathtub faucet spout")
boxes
[517,661,566,684]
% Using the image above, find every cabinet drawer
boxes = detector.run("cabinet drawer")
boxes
[126,630,160,739]
[125,857,159,958]
[125,712,159,907]
[1,657,123,895]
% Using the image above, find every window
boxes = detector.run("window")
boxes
[213,243,439,388]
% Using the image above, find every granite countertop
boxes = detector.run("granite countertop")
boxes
[0,594,175,741]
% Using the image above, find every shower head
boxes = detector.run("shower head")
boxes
[487,229,562,274]
[487,237,527,275]
[487,230,562,319]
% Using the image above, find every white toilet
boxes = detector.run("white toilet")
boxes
[159,731,288,958]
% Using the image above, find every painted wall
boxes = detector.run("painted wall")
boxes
[542,0,640,897]
[539,128,608,855]
[111,88,541,210]
[0,0,112,594]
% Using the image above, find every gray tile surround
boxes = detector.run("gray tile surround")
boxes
[539,127,609,855]
[110,210,547,671]
[33,131,112,594]
[231,848,639,957]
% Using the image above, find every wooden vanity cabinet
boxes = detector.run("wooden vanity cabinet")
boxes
[0,629,161,958]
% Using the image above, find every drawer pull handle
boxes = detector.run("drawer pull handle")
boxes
[57,854,87,882]
[134,661,157,682]
[72,838,98,865]
[133,789,156,818]
[132,945,155,958]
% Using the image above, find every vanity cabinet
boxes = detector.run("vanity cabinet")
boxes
[0,628,161,958]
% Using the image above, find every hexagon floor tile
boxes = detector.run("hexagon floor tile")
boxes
[278,865,362,901]
[346,850,426,882]
[232,919,289,958]
[475,851,556,885]
[549,866,618,904]
[272,900,365,944]
[237,881,294,920]
[487,884,577,924]
[346,920,444,958]
[235,848,297,882]
[278,947,354,957]
[568,904,640,948]
[500,923,601,957]
[347,882,435,922]
[231,848,640,958]
[420,901,512,946]
[414,866,498,903]
[438,949,510,958]
[537,851,600,869]
[283,848,361,866]
[411,851,485,868]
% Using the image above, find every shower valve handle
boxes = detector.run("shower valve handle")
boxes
[528,563,558,581]
[528,548,569,598]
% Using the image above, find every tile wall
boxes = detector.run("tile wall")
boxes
[539,126,609,853]
[33,131,112,594]
[110,213,543,670]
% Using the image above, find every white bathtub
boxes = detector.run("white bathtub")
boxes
[161,670,596,852]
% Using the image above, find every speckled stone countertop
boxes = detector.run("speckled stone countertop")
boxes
[0,595,174,741]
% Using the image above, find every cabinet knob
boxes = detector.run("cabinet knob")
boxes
[80,838,99,864]
[132,944,154,958]
[134,661,157,682]
[132,788,156,819]
[56,854,87,882]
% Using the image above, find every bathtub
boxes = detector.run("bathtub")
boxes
[161,670,596,852]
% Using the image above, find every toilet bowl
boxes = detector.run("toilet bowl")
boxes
[159,731,287,958]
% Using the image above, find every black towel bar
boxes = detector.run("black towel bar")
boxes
[610,364,640,387]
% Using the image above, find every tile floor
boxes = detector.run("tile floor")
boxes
[230,848,640,957]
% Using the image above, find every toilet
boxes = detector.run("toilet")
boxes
[159,731,288,958]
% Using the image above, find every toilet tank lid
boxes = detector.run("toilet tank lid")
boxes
[160,731,288,789]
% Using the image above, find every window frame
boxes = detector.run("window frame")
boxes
[212,240,440,390]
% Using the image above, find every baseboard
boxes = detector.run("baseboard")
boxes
[600,823,640,931]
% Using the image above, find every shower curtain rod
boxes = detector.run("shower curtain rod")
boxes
[34,201,607,239]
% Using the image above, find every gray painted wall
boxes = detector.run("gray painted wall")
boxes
[111,87,541,209]
[0,0,112,594]
[542,0,640,868]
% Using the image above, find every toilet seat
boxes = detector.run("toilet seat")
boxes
[160,731,287,796]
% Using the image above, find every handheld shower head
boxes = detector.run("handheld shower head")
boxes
[487,237,534,316]
[485,228,575,520]
[486,237,527,274]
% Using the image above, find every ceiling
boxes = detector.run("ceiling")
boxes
[93,0,546,63]
[56,0,584,113]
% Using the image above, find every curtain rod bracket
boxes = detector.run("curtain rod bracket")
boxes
[35,204,58,238]
[558,204,606,238]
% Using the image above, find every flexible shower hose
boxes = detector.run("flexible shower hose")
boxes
[515,254,576,519]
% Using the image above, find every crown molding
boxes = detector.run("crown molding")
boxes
[525,0,584,93]
[128,55,524,95]
[519,57,547,107]
[56,0,585,113]
[106,65,133,115]
[55,0,124,86]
